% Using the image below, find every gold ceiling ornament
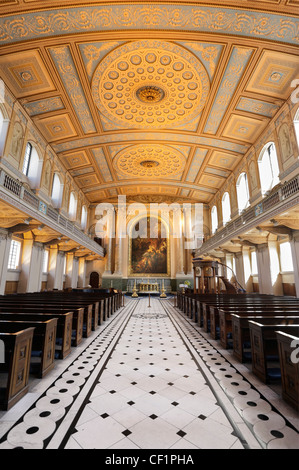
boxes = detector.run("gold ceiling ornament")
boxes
[91,40,210,129]
[136,85,165,103]
[113,144,185,178]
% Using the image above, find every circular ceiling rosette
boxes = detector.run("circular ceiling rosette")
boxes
[91,40,210,129]
[113,144,186,178]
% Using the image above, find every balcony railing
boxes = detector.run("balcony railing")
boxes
[197,174,299,254]
[0,168,104,257]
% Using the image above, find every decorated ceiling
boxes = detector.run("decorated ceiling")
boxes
[0,1,298,205]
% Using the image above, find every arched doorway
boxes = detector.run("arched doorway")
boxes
[89,271,100,288]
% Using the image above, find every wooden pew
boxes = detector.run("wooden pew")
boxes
[211,304,299,342]
[0,312,72,359]
[2,295,98,332]
[276,331,299,411]
[0,300,91,339]
[0,327,35,410]
[0,318,57,378]
[0,305,83,347]
[248,321,299,383]
[204,299,299,335]
[231,314,299,362]
[218,305,299,349]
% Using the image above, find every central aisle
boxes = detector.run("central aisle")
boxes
[64,298,244,449]
[1,297,297,450]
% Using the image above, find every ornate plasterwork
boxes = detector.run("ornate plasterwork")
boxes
[113,144,185,178]
[0,6,298,45]
[91,40,210,129]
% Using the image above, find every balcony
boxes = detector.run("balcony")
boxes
[197,174,299,255]
[0,168,104,257]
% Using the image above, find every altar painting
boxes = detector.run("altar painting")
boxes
[130,218,168,275]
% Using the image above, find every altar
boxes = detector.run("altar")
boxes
[138,281,159,293]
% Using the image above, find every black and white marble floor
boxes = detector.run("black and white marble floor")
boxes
[0,297,298,450]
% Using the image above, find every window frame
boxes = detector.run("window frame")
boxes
[211,205,218,234]
[236,172,250,214]
[258,142,280,195]
[279,241,294,273]
[22,142,33,176]
[7,239,21,270]
[221,192,231,226]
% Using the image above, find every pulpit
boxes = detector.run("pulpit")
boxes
[192,258,239,294]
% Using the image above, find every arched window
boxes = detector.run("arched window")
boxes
[68,191,77,220]
[22,142,41,187]
[81,205,88,229]
[0,109,3,141]
[22,142,32,176]
[211,205,218,234]
[222,192,231,225]
[51,172,63,208]
[294,108,299,148]
[258,142,280,195]
[236,172,250,213]
[0,106,9,155]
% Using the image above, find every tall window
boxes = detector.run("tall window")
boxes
[236,172,250,213]
[279,242,294,272]
[81,205,87,229]
[7,240,21,270]
[42,250,49,273]
[51,173,62,208]
[0,108,7,154]
[0,109,3,140]
[222,192,231,225]
[258,143,280,195]
[22,142,41,187]
[211,205,218,234]
[68,192,77,220]
[251,250,258,275]
[22,142,32,176]
[294,108,299,147]
[63,255,66,275]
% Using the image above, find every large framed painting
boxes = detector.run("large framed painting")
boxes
[129,217,170,277]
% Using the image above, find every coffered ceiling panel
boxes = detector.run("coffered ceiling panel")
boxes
[0,1,298,205]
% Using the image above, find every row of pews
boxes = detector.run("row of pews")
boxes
[177,292,299,411]
[0,288,122,411]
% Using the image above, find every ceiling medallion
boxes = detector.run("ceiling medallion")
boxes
[91,40,210,129]
[140,160,160,168]
[114,144,185,178]
[136,85,165,103]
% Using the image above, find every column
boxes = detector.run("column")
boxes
[256,243,273,294]
[103,207,115,276]
[268,240,283,296]
[234,252,245,291]
[175,208,184,277]
[17,239,44,293]
[0,231,12,295]
[183,206,193,276]
[47,248,65,290]
[78,257,87,288]
[114,204,126,276]
[65,252,79,288]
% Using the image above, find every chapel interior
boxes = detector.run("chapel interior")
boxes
[0,0,298,451]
